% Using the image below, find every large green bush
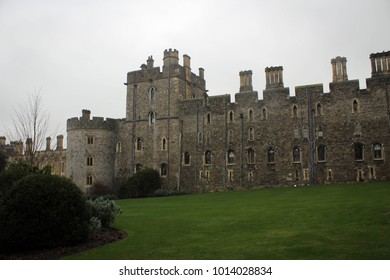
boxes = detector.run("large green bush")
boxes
[0,174,89,253]
[119,168,161,198]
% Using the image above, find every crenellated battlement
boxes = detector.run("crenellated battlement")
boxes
[67,110,123,131]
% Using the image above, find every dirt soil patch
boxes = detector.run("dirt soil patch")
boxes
[0,228,127,260]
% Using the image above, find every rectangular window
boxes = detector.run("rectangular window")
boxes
[87,136,94,145]
[228,170,233,181]
[303,169,309,180]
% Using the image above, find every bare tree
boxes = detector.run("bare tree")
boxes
[7,89,55,166]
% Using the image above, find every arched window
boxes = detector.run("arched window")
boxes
[149,111,156,125]
[247,148,255,164]
[293,147,301,162]
[86,174,93,186]
[354,142,364,161]
[262,108,267,120]
[160,163,167,177]
[136,138,143,151]
[116,141,122,153]
[227,150,235,164]
[352,99,359,112]
[248,109,253,121]
[149,86,156,104]
[292,105,298,118]
[205,150,212,165]
[373,143,383,160]
[87,155,93,166]
[267,147,275,163]
[354,122,362,136]
[316,103,322,115]
[198,132,202,144]
[162,137,167,150]
[317,145,326,162]
[206,113,211,124]
[228,129,234,143]
[228,111,234,122]
[206,131,211,144]
[249,127,254,141]
[184,152,191,165]
[317,123,323,138]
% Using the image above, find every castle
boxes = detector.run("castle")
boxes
[65,49,390,192]
[3,49,390,192]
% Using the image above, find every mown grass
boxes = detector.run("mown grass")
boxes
[65,182,390,259]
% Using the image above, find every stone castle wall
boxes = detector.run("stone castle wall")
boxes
[66,50,390,192]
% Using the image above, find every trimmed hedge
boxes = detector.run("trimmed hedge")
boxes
[0,174,89,253]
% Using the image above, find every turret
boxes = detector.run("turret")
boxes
[163,48,179,71]
[331,56,348,82]
[370,51,390,77]
[265,66,284,89]
[82,109,91,121]
[239,70,253,92]
[46,137,51,151]
[56,135,64,151]
[147,56,154,69]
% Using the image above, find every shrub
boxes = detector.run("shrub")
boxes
[119,168,161,198]
[88,216,102,238]
[86,197,121,228]
[0,174,89,253]
[86,182,116,200]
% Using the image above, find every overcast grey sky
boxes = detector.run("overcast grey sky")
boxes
[1,0,389,142]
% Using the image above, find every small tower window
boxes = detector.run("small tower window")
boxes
[116,141,122,153]
[184,152,191,165]
[228,111,234,122]
[354,142,364,161]
[292,105,298,118]
[316,103,322,115]
[162,137,167,150]
[87,136,94,145]
[248,109,253,121]
[227,150,235,165]
[228,129,234,143]
[267,147,275,163]
[302,126,308,139]
[160,163,167,177]
[249,128,254,141]
[136,138,143,151]
[293,147,301,162]
[247,148,255,164]
[206,113,211,124]
[149,111,156,125]
[373,143,383,160]
[149,86,156,104]
[262,108,267,120]
[352,99,359,113]
[205,150,212,165]
[294,127,299,139]
[317,145,326,162]
[198,132,202,144]
[354,122,362,136]
[206,131,211,144]
[86,174,93,186]
[317,124,324,138]
[87,155,94,166]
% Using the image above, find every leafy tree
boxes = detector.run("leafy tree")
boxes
[119,168,161,198]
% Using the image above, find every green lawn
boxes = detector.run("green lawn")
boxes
[65,182,390,260]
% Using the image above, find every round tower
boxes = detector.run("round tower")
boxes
[163,48,179,70]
